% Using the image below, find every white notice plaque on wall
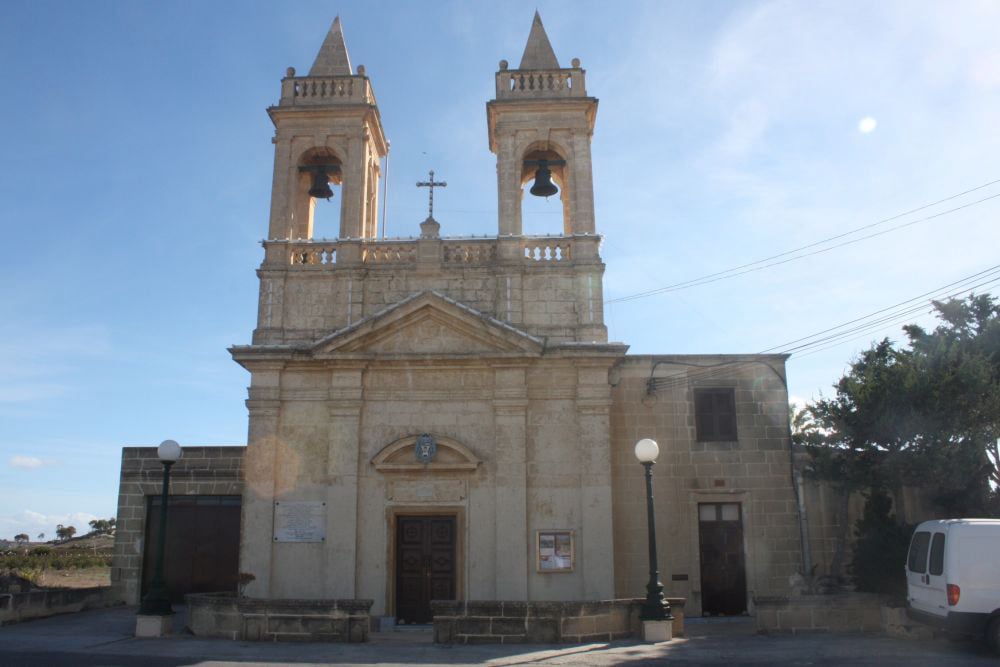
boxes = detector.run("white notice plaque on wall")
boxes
[273,501,326,542]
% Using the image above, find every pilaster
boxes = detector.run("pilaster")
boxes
[240,376,282,597]
[493,365,529,599]
[576,364,615,598]
[324,366,364,597]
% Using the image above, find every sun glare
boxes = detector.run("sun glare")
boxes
[858,116,878,133]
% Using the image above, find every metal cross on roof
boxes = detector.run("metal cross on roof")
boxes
[416,170,447,219]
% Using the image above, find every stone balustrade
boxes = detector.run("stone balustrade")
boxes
[267,234,599,269]
[279,75,376,106]
[495,68,586,99]
[522,237,571,262]
[443,239,497,264]
[362,241,417,264]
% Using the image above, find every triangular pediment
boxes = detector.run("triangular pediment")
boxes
[312,291,543,356]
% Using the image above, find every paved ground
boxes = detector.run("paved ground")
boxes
[0,606,995,666]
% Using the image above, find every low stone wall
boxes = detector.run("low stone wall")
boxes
[754,593,885,634]
[431,599,649,644]
[0,586,118,625]
[186,593,372,642]
[666,597,686,638]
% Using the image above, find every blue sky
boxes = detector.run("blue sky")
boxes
[2,1,999,539]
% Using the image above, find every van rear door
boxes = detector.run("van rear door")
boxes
[907,529,947,617]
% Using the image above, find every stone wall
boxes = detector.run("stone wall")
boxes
[0,586,117,625]
[111,446,245,604]
[187,593,372,642]
[430,599,643,644]
[611,355,802,617]
[754,593,885,633]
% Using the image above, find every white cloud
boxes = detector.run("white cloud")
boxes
[9,455,47,469]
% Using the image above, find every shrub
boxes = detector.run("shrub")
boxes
[848,489,914,601]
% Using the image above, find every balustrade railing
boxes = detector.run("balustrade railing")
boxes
[494,68,586,99]
[274,234,588,268]
[521,238,571,262]
[362,242,417,264]
[443,240,497,264]
[289,243,338,265]
[280,75,376,106]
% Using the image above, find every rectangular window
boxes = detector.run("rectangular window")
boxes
[908,531,931,574]
[698,503,741,522]
[929,533,946,576]
[694,388,738,441]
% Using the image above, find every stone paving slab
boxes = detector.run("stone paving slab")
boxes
[0,606,996,666]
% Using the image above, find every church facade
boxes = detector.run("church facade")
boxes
[112,14,802,632]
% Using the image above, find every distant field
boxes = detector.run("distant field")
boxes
[36,566,111,589]
[1,533,114,590]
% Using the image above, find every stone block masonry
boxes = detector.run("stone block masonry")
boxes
[187,593,372,642]
[431,599,645,644]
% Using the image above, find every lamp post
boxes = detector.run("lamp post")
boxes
[634,438,672,622]
[138,439,183,616]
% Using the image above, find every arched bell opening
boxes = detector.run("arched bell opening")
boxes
[297,147,343,240]
[520,147,571,236]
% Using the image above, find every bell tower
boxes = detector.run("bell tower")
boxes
[487,12,598,237]
[266,17,388,241]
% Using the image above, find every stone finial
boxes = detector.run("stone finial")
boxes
[518,11,560,70]
[420,217,441,239]
[357,64,366,75]
[286,66,296,77]
[571,58,580,68]
[499,59,509,71]
[309,16,354,76]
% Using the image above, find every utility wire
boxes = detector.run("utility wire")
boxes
[645,266,1000,392]
[607,179,1000,304]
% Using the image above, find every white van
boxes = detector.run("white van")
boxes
[905,519,1000,652]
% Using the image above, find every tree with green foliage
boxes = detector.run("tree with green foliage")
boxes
[87,518,116,535]
[803,294,1000,583]
[55,524,76,542]
[14,533,29,545]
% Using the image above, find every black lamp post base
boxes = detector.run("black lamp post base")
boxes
[640,579,673,621]
[138,595,174,616]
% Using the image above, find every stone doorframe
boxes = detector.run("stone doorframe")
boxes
[384,506,466,619]
[686,489,756,617]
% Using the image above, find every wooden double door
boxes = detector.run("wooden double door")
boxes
[395,516,456,624]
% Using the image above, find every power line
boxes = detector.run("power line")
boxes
[607,179,1000,305]
[759,265,1000,353]
[645,266,1000,392]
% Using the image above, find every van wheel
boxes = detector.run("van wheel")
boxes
[988,617,1000,655]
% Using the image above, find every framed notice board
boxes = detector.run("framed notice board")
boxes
[536,530,574,572]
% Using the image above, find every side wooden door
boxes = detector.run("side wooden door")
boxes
[698,502,747,615]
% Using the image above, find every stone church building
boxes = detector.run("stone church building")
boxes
[112,14,802,639]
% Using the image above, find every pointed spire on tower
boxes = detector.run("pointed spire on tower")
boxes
[518,11,560,69]
[309,16,354,76]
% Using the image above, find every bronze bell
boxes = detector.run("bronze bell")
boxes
[529,160,559,198]
[308,168,334,200]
